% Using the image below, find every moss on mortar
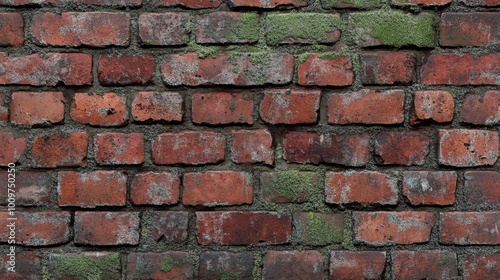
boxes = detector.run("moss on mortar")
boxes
[322,0,383,9]
[305,212,343,245]
[54,253,121,280]
[234,13,260,41]
[317,52,342,60]
[218,271,242,280]
[187,41,220,59]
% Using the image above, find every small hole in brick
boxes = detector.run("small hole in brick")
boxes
[107,108,116,115]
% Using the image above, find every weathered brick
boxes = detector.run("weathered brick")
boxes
[0,211,70,246]
[10,92,65,126]
[75,212,140,245]
[392,251,458,279]
[403,171,457,206]
[0,132,26,166]
[0,252,41,280]
[293,212,344,245]
[49,252,121,280]
[460,91,500,125]
[31,132,88,168]
[438,129,499,167]
[127,252,194,279]
[464,171,500,206]
[192,92,253,125]
[148,211,188,242]
[421,53,500,85]
[322,0,383,9]
[0,53,92,86]
[0,0,141,5]
[393,0,451,4]
[151,0,222,8]
[297,54,354,86]
[94,133,144,165]
[183,171,253,206]
[440,212,500,245]
[130,172,180,206]
[0,171,51,206]
[375,131,430,165]
[197,12,259,44]
[0,93,8,121]
[328,89,404,124]
[139,13,189,46]
[32,12,130,47]
[199,251,254,280]
[260,89,320,124]
[74,0,141,6]
[0,0,59,4]
[231,129,274,165]
[360,52,416,85]
[350,10,434,47]
[0,13,23,47]
[329,251,386,280]
[196,211,291,245]
[152,131,225,165]
[325,171,398,205]
[261,171,318,203]
[266,13,342,45]
[354,211,436,245]
[98,54,154,85]
[411,90,454,125]
[263,251,324,280]
[283,131,370,166]
[132,91,183,123]
[441,13,500,46]
[229,0,307,8]
[463,254,500,280]
[71,93,127,126]
[58,171,127,207]
[459,0,500,6]
[162,52,294,86]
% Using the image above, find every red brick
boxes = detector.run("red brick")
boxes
[393,0,451,4]
[58,171,127,207]
[183,171,253,206]
[0,211,70,246]
[98,54,154,85]
[421,53,500,85]
[31,132,88,168]
[196,211,291,245]
[460,91,500,125]
[464,171,500,206]
[328,89,404,124]
[139,13,189,46]
[0,0,141,4]
[438,129,499,167]
[0,132,26,166]
[199,251,254,280]
[440,212,500,245]
[0,13,23,47]
[441,13,500,46]
[10,91,64,126]
[298,54,354,86]
[361,52,415,85]
[32,12,130,47]
[0,171,51,206]
[152,131,225,165]
[392,251,458,279]
[94,133,144,165]
[411,90,454,125]
[231,129,274,165]
[228,0,307,8]
[283,132,370,166]
[325,171,398,205]
[261,171,318,203]
[132,91,183,123]
[131,172,180,206]
[192,92,253,125]
[260,89,320,124]
[329,251,386,280]
[263,251,323,280]
[162,52,294,86]
[127,252,194,279]
[459,0,500,5]
[148,211,188,242]
[463,254,500,280]
[375,131,430,165]
[49,252,122,280]
[0,52,92,86]
[151,0,222,8]
[403,171,457,206]
[0,252,41,280]
[71,93,127,126]
[75,211,140,245]
[354,211,436,245]
[197,12,259,44]
[293,212,344,245]
[74,0,141,5]
[0,93,8,121]
[0,0,59,4]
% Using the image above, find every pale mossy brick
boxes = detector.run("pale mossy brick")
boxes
[51,253,121,280]
[322,0,383,9]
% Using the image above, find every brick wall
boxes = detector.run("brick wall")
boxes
[0,0,499,279]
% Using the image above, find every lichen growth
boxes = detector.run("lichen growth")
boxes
[268,170,316,202]
[322,0,383,9]
[219,271,242,280]
[234,13,260,41]
[305,212,343,245]
[159,257,173,272]
[298,53,311,64]
[54,253,121,280]
[341,212,354,249]
[187,41,220,59]
[42,265,49,280]
[439,254,449,266]
[252,254,262,280]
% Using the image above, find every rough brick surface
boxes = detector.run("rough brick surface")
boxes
[402,171,457,205]
[10,92,65,126]
[263,251,324,280]
[440,212,500,245]
[329,251,386,280]
[192,92,253,125]
[393,0,451,5]
[130,172,180,206]
[127,252,194,279]
[229,0,307,8]
[460,91,500,125]
[360,52,416,85]
[0,13,24,47]
[231,129,274,164]
[0,171,51,206]
[151,0,222,8]
[298,54,354,86]
[94,132,144,165]
[441,13,500,46]
[139,13,189,46]
[0,132,26,165]
[199,251,254,280]
[148,211,188,242]
[411,90,455,125]
[132,91,183,123]
[0,252,41,280]
[98,54,154,85]
[31,132,88,168]
[71,93,127,126]
[463,254,500,280]
[464,171,500,206]
[197,12,259,44]
[375,131,430,165]
[260,89,320,124]
[0,93,8,122]
[75,212,140,245]
[392,251,458,279]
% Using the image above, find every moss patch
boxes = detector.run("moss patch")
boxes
[234,13,260,41]
[219,271,242,280]
[268,170,316,202]
[159,256,188,273]
[439,254,449,266]
[322,0,383,9]
[54,253,121,280]
[305,212,343,245]
[318,52,342,60]
[187,41,220,59]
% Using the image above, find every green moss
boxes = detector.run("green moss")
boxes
[305,212,343,245]
[234,13,260,41]
[218,271,242,280]
[350,9,435,48]
[252,254,262,280]
[268,170,316,203]
[159,257,173,272]
[439,254,449,266]
[322,0,383,9]
[266,13,345,45]
[54,253,121,280]
[318,52,342,60]
[248,52,271,65]
[351,53,361,74]
[144,39,153,45]
[298,53,311,64]
[188,41,220,59]
[42,265,49,280]
[341,212,354,249]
